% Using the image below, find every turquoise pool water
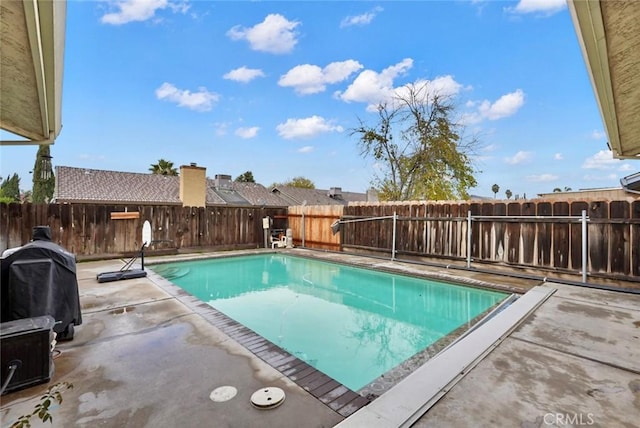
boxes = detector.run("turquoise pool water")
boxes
[152,254,507,391]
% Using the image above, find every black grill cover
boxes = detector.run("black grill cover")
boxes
[1,227,82,338]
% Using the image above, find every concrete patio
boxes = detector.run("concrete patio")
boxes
[1,249,639,427]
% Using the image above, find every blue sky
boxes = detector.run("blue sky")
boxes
[1,0,637,198]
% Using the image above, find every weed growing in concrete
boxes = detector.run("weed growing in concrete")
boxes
[10,382,73,427]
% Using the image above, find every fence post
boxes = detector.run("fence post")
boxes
[581,209,588,283]
[391,211,397,261]
[467,210,472,268]
[302,205,306,248]
[301,204,306,248]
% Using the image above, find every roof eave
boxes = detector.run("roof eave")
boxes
[568,0,619,155]
[0,0,66,145]
[568,0,640,159]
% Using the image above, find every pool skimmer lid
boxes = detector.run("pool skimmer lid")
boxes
[250,387,285,409]
[209,386,238,402]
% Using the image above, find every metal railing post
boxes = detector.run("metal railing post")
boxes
[581,209,587,283]
[467,210,472,268]
[301,210,305,247]
[391,211,397,261]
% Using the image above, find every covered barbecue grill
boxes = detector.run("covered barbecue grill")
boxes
[0,226,82,340]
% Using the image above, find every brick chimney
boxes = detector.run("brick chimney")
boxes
[179,163,206,207]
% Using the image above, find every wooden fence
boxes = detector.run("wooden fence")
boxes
[0,203,287,259]
[287,205,342,250]
[339,200,639,281]
[2,200,638,281]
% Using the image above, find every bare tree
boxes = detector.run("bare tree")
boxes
[351,82,478,201]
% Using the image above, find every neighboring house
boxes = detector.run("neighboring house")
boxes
[55,166,184,205]
[54,165,372,207]
[271,186,374,206]
[537,185,640,202]
[620,171,640,196]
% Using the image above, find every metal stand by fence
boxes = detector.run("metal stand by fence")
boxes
[467,210,590,283]
[338,210,593,283]
[335,213,398,260]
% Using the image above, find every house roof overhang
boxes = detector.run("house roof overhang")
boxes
[0,0,66,145]
[568,0,640,159]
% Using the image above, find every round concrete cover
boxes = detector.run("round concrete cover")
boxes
[250,387,286,409]
[210,386,238,402]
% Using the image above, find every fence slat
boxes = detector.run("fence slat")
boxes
[507,203,521,264]
[610,201,630,275]
[633,201,640,277]
[589,201,609,273]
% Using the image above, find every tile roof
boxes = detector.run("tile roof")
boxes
[54,166,369,206]
[55,166,287,206]
[55,166,182,204]
[228,181,291,206]
[270,186,368,206]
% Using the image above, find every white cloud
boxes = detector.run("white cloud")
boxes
[336,58,414,107]
[478,89,525,120]
[505,151,533,165]
[554,153,563,160]
[582,150,619,170]
[395,76,463,105]
[101,0,189,25]
[279,60,363,95]
[298,146,314,153]
[506,0,567,15]
[461,89,525,124]
[235,127,259,139]
[155,82,219,112]
[340,6,383,28]
[591,129,606,139]
[527,173,558,182]
[223,67,265,83]
[276,116,344,139]
[227,14,300,54]
[336,59,465,111]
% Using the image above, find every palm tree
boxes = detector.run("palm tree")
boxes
[149,159,178,176]
[491,184,500,199]
[505,189,512,200]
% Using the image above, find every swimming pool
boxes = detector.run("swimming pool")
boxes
[151,254,507,391]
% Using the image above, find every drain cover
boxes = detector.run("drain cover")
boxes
[250,387,286,409]
[210,386,238,402]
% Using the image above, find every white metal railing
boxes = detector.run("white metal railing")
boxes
[335,210,591,283]
[465,210,589,283]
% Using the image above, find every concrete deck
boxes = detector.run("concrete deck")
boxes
[411,282,640,428]
[1,249,639,427]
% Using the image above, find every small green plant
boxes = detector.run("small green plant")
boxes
[10,382,73,428]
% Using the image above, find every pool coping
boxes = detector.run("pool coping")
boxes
[334,285,557,427]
